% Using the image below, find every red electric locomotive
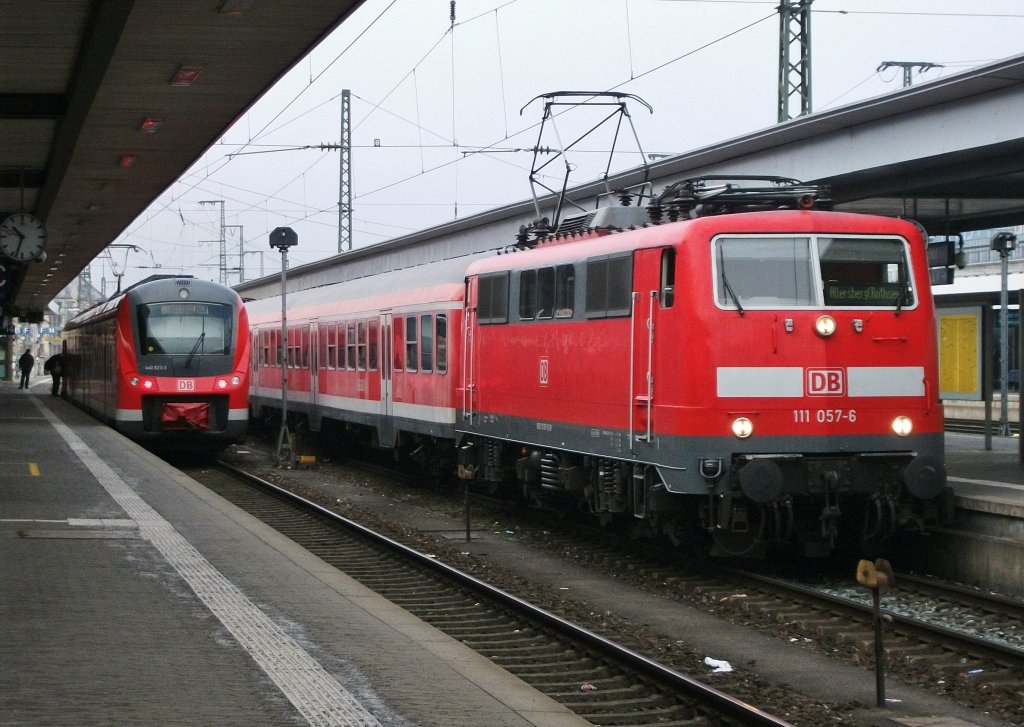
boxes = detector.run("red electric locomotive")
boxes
[248,179,948,557]
[63,275,250,452]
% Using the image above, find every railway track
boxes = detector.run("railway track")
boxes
[724,569,1024,675]
[190,460,795,727]
[944,418,1020,435]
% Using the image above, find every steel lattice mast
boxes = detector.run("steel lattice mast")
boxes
[778,0,812,122]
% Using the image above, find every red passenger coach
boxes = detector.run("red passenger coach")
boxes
[246,257,473,457]
[62,276,250,452]
[246,178,949,557]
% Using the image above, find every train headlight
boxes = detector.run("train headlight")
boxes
[231,375,241,386]
[815,315,837,337]
[130,376,140,386]
[217,379,228,389]
[731,417,754,438]
[892,416,913,436]
[143,379,155,390]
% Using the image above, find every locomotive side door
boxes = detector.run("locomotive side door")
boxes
[630,247,672,449]
[378,312,395,446]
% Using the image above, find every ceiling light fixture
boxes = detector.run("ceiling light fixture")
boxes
[170,66,203,87]
[139,117,163,134]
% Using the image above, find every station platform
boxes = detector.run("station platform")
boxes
[0,380,586,727]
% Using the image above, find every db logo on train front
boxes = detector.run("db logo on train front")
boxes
[178,379,196,391]
[806,368,844,396]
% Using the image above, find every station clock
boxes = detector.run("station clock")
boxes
[0,212,47,262]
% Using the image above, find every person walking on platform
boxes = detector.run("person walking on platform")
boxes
[18,349,34,389]
[44,352,64,397]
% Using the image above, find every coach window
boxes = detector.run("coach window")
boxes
[331,324,341,369]
[436,315,448,374]
[519,270,536,320]
[324,324,334,369]
[393,317,405,371]
[368,320,379,370]
[478,272,509,324]
[555,264,575,317]
[405,316,418,372]
[346,323,356,370]
[357,321,367,370]
[660,248,675,308]
[421,314,433,372]
[301,326,310,369]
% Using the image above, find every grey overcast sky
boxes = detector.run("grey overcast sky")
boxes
[99,0,1024,290]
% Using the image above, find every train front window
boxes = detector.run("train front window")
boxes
[138,303,231,355]
[713,235,914,310]
[715,237,815,308]
[819,237,914,307]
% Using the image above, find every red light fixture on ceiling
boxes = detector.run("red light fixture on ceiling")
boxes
[139,117,163,134]
[170,66,203,87]
[119,154,138,169]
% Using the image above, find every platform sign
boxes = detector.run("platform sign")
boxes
[938,306,982,401]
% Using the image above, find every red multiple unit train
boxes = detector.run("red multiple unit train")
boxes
[247,180,948,556]
[62,276,250,452]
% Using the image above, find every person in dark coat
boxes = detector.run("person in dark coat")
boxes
[44,352,64,396]
[18,350,34,389]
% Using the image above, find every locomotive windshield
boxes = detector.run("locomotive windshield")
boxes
[714,235,914,310]
[137,302,233,356]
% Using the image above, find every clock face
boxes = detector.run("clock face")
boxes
[0,212,47,262]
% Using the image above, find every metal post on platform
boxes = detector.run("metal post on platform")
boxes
[270,227,299,467]
[992,232,1017,437]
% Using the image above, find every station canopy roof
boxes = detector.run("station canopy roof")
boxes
[0,0,365,319]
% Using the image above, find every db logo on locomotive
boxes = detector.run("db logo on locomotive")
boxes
[806,368,844,396]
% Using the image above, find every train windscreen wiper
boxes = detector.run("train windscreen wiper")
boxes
[718,244,745,317]
[183,331,205,368]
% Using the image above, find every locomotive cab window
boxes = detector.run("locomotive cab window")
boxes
[137,302,231,356]
[819,237,914,307]
[712,235,915,310]
[660,248,675,308]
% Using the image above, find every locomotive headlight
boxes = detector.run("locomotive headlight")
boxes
[815,315,837,337]
[130,376,140,386]
[217,379,228,389]
[892,416,913,436]
[731,417,754,438]
[143,379,155,390]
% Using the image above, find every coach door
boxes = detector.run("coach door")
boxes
[308,322,322,431]
[630,247,671,449]
[378,313,395,446]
